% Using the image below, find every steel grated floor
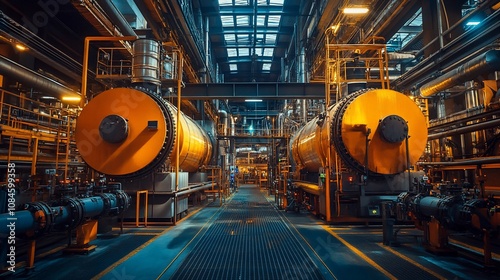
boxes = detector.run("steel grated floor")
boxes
[171,185,324,280]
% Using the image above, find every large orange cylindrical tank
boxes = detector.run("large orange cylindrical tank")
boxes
[291,89,428,175]
[75,87,213,177]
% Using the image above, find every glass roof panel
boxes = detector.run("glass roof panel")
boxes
[224,34,236,42]
[221,16,234,27]
[235,0,249,5]
[263,48,273,57]
[239,48,249,56]
[388,8,422,51]
[268,15,281,27]
[218,0,283,77]
[227,48,237,57]
[237,34,250,43]
[255,47,263,56]
[265,34,276,44]
[257,15,266,26]
[236,15,249,26]
[269,0,284,6]
[218,0,233,7]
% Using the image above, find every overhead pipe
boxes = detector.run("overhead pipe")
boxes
[95,0,137,37]
[218,110,228,136]
[419,50,500,97]
[418,156,500,166]
[428,118,500,140]
[0,55,80,100]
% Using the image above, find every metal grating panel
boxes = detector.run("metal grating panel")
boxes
[171,186,324,279]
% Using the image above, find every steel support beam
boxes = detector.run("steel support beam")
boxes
[182,83,325,100]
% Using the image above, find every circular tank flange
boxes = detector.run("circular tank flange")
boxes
[99,114,128,143]
[379,115,408,144]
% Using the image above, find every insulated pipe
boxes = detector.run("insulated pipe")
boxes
[293,181,321,196]
[218,110,228,136]
[417,156,500,166]
[95,0,137,37]
[0,190,130,238]
[396,192,491,230]
[428,118,500,140]
[419,50,500,97]
[0,55,80,100]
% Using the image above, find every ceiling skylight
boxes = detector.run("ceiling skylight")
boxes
[221,16,234,27]
[218,0,284,79]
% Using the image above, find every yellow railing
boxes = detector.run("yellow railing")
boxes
[0,89,78,135]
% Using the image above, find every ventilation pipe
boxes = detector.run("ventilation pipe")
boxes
[0,55,80,100]
[218,110,228,136]
[96,0,137,36]
[230,115,235,136]
[419,50,500,97]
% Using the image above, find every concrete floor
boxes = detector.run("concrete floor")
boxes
[3,184,499,280]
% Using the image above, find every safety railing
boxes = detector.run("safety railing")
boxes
[0,89,78,135]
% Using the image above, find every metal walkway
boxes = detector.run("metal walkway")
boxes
[169,185,325,280]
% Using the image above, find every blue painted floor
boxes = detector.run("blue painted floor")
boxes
[3,184,499,280]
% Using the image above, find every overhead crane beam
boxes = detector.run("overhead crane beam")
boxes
[182,82,325,100]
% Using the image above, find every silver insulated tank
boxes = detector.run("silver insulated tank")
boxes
[132,39,161,85]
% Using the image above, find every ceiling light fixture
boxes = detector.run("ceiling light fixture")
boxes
[15,43,28,51]
[245,99,262,102]
[342,7,369,14]
[465,21,480,26]
[61,96,82,102]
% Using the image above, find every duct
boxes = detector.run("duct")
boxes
[205,16,209,83]
[0,55,80,100]
[95,0,137,37]
[387,52,415,61]
[419,50,500,97]
[428,118,500,140]
[230,115,235,136]
[218,110,228,136]
[236,147,253,154]
[417,156,500,166]
[278,113,284,136]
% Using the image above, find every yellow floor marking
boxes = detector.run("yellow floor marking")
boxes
[450,239,500,260]
[280,212,338,280]
[322,225,397,280]
[376,243,446,280]
[91,204,210,280]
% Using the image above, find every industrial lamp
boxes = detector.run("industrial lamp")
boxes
[342,7,369,14]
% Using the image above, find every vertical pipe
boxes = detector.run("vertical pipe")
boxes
[301,100,307,124]
[175,51,183,194]
[205,16,209,83]
[437,0,444,49]
[173,51,183,224]
[281,57,285,82]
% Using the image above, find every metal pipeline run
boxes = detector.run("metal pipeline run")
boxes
[292,181,321,196]
[428,118,500,140]
[419,49,500,98]
[396,192,495,231]
[418,156,500,167]
[0,55,80,100]
[0,190,130,238]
